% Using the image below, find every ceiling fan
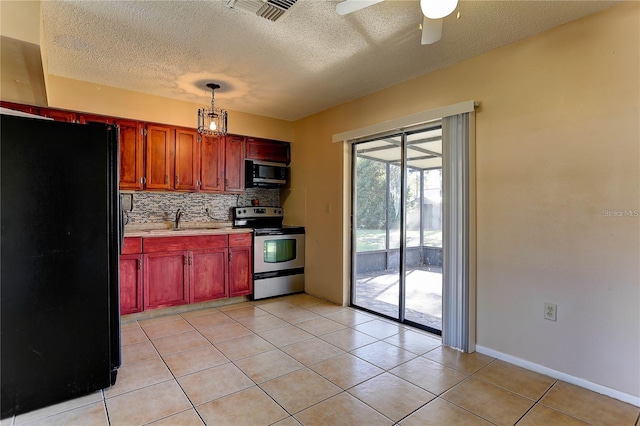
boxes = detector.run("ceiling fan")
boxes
[336,0,458,45]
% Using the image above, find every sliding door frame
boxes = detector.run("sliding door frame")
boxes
[341,101,477,351]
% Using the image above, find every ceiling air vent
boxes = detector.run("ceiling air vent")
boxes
[226,0,298,22]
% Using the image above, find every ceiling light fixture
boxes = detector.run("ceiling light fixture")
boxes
[197,83,228,136]
[420,0,458,20]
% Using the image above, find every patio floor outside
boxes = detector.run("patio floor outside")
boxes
[353,266,442,331]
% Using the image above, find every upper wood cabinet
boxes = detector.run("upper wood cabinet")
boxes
[145,124,173,190]
[1,102,249,194]
[174,128,200,191]
[40,108,77,123]
[79,114,114,125]
[246,137,291,164]
[200,135,225,192]
[225,135,246,193]
[117,119,145,190]
[0,101,40,115]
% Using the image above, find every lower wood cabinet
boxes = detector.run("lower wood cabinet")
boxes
[130,233,253,313]
[119,254,143,315]
[143,251,189,310]
[190,248,228,303]
[123,233,251,313]
[120,237,143,315]
[228,233,253,297]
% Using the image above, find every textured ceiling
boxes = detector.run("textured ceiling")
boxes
[41,0,617,121]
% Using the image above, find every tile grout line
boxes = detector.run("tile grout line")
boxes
[511,379,559,425]
[435,376,501,424]
[125,300,457,425]
[125,318,210,425]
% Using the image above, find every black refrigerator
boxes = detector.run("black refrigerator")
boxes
[1,113,121,419]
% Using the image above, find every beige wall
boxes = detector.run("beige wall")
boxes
[0,1,48,105]
[0,1,41,45]
[289,2,639,398]
[45,75,293,141]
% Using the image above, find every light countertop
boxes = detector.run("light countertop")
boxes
[124,222,251,238]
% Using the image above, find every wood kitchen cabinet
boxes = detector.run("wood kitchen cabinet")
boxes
[145,124,173,190]
[78,114,114,125]
[120,237,143,315]
[142,235,230,310]
[138,125,202,192]
[40,108,77,123]
[1,102,250,194]
[201,134,246,194]
[120,255,143,314]
[224,135,246,193]
[246,137,291,164]
[174,128,200,191]
[228,233,252,297]
[117,119,145,190]
[143,251,189,310]
[200,135,225,192]
[190,248,228,303]
[0,101,40,115]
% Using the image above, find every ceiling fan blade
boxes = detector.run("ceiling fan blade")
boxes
[421,16,443,45]
[336,0,384,16]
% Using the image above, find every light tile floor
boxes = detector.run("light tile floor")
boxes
[6,294,639,426]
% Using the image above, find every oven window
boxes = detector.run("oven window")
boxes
[264,239,296,263]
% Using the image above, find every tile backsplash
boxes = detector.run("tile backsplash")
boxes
[123,188,279,226]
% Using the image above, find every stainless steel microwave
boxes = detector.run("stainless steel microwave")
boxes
[245,160,288,188]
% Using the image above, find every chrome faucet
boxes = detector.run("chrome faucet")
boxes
[175,208,184,229]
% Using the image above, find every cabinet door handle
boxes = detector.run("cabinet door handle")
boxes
[175,175,180,185]
[165,175,169,185]
[229,252,232,262]
[217,178,220,187]
[225,178,228,187]
[189,255,193,265]
[137,259,141,270]
[184,255,187,265]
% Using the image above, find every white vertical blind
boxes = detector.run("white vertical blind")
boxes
[442,112,476,352]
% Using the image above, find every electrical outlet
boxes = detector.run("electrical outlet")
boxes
[544,302,557,321]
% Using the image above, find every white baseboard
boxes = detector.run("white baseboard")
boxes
[475,345,640,407]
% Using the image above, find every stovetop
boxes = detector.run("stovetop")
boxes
[232,206,304,234]
[232,206,283,229]
[233,206,283,220]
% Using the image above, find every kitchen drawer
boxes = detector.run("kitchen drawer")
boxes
[228,233,252,247]
[143,235,228,253]
[122,237,142,254]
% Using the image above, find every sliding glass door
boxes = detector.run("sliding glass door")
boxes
[352,136,402,320]
[351,125,443,333]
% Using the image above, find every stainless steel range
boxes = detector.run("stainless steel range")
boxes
[232,207,305,300]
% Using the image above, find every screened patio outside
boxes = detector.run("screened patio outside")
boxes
[352,126,443,332]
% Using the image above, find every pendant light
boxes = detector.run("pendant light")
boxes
[197,83,228,136]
